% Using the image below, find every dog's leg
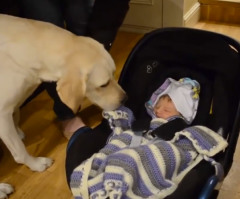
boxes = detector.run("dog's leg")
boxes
[13,109,25,140]
[0,114,53,172]
[0,183,14,199]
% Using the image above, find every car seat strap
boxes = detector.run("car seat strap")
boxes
[129,131,143,147]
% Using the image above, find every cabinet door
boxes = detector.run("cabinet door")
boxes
[121,0,163,33]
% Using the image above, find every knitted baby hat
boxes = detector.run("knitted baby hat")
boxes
[145,77,200,123]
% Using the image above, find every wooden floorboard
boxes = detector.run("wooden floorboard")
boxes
[200,0,240,25]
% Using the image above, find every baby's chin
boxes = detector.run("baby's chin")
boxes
[155,112,170,119]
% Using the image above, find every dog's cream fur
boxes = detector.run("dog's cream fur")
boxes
[0,14,126,198]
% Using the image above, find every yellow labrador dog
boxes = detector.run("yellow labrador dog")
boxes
[0,14,126,198]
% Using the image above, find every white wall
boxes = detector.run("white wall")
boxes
[121,0,163,33]
[184,0,199,14]
[162,0,184,27]
[184,0,201,27]
[121,0,200,33]
[163,0,200,27]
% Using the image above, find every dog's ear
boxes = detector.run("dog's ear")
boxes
[56,71,86,113]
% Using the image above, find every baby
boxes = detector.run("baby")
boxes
[101,77,200,140]
[140,77,200,139]
[145,77,200,123]
[153,94,180,119]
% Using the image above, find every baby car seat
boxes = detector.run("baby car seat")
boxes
[66,27,240,199]
[117,27,240,199]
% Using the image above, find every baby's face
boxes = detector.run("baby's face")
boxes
[153,95,180,119]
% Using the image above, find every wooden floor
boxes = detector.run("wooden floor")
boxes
[0,21,240,199]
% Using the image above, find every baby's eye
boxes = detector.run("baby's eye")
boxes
[164,108,170,112]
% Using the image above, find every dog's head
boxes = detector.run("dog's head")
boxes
[56,38,126,113]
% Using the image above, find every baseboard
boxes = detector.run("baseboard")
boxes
[120,24,155,34]
[184,2,201,27]
[200,0,240,7]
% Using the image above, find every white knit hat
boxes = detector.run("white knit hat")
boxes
[146,77,200,123]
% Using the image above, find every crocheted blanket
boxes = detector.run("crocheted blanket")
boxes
[70,112,228,199]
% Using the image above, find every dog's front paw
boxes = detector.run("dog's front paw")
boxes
[102,106,135,130]
[0,183,14,199]
[27,157,53,172]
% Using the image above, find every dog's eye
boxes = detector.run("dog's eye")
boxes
[100,81,110,88]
